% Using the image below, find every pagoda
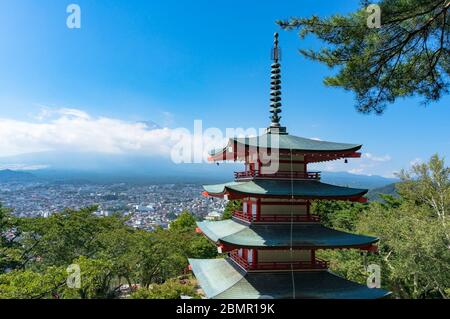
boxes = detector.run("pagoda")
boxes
[188,33,390,299]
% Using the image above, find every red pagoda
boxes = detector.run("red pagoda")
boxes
[188,33,390,299]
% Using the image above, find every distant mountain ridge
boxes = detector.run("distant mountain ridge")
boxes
[0,167,398,190]
[366,183,399,201]
[320,172,399,190]
[0,169,37,182]
[0,151,399,188]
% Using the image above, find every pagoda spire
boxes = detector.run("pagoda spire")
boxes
[267,32,287,134]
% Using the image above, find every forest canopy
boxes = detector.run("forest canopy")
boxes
[278,0,450,113]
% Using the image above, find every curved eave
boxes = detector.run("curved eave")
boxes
[232,134,362,153]
[208,135,362,162]
[196,220,378,250]
[232,141,363,155]
[219,237,378,250]
[222,189,368,202]
[188,258,391,299]
[202,180,368,201]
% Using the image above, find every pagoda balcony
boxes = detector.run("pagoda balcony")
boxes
[233,211,320,223]
[229,250,328,272]
[234,170,321,181]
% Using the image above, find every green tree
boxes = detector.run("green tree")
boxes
[169,210,197,232]
[0,204,22,272]
[137,228,189,286]
[95,227,145,291]
[63,256,116,299]
[372,154,449,298]
[312,200,367,231]
[396,153,449,227]
[131,277,199,299]
[320,154,450,298]
[222,200,242,220]
[278,0,450,113]
[188,236,217,259]
[17,206,129,269]
[0,267,66,299]
[358,199,449,298]
[168,211,217,263]
[0,205,220,299]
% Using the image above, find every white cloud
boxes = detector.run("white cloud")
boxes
[362,153,391,162]
[0,108,176,158]
[310,152,392,176]
[0,107,400,173]
[382,172,397,179]
[348,168,366,175]
[34,106,91,121]
[0,164,49,171]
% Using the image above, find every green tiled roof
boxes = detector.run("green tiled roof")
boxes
[189,258,390,299]
[197,220,378,248]
[203,179,368,198]
[210,133,361,156]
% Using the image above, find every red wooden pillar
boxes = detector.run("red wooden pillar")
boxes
[246,199,252,220]
[243,249,248,264]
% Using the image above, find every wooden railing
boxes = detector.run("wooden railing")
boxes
[233,211,253,222]
[232,211,320,223]
[229,250,249,269]
[229,250,328,271]
[258,214,320,223]
[234,170,321,180]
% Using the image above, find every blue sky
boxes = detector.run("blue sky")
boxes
[0,0,449,177]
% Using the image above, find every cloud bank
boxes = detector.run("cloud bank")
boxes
[0,108,175,158]
[0,107,396,176]
[310,151,393,177]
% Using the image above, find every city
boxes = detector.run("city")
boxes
[0,180,226,231]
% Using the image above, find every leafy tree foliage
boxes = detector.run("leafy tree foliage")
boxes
[316,154,450,298]
[169,210,197,232]
[278,0,450,113]
[0,207,216,299]
[0,205,22,272]
[16,206,128,270]
[168,210,217,262]
[0,267,66,299]
[222,200,242,220]
[311,200,367,230]
[131,277,199,299]
[63,256,116,299]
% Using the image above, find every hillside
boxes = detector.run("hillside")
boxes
[0,169,37,182]
[320,172,399,190]
[366,183,399,201]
